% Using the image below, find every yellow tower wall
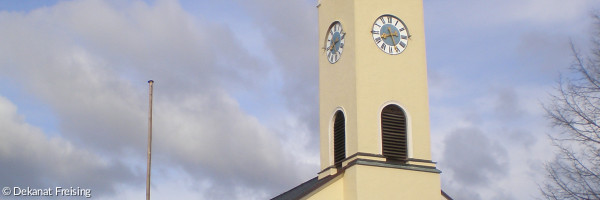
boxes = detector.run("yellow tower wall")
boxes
[315,0,442,198]
[352,0,432,160]
[319,0,433,171]
[318,0,359,171]
[305,164,442,200]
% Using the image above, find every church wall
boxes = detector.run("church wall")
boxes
[303,175,346,200]
[353,164,441,199]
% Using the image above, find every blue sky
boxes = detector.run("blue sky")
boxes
[0,0,599,199]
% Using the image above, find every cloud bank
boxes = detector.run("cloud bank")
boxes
[0,0,318,199]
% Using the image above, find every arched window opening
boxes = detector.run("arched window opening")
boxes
[333,110,346,168]
[381,104,407,161]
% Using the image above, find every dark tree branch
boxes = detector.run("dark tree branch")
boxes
[540,13,600,200]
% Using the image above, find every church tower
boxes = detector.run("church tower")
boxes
[316,0,442,198]
[273,0,445,199]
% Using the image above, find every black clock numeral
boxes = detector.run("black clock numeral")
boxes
[375,37,382,44]
[399,27,405,32]
[372,30,379,34]
[401,35,407,39]
[389,46,393,53]
[380,17,385,24]
[387,16,392,23]
[395,20,399,26]
[399,41,406,48]
[340,43,344,48]
[381,43,387,50]
[395,46,400,52]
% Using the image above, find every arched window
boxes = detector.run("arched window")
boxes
[381,104,407,161]
[333,110,346,167]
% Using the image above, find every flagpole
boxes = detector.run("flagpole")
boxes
[146,80,154,200]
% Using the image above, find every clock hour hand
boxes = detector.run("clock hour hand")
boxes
[325,40,334,52]
[381,33,389,39]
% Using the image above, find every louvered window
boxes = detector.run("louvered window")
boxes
[381,105,407,161]
[333,110,346,168]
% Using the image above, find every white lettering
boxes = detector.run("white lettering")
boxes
[55,187,91,198]
[12,187,52,196]
[13,187,21,196]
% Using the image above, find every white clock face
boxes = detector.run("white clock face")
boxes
[325,21,345,63]
[371,15,408,55]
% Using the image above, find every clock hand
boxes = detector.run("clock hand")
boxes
[331,37,340,52]
[325,37,339,53]
[387,27,396,45]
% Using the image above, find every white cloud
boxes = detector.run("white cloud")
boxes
[0,95,137,195]
[0,0,318,198]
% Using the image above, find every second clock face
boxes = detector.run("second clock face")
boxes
[326,21,345,63]
[371,15,408,55]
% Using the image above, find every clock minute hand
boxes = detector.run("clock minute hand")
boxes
[387,27,397,45]
[331,37,339,52]
[325,37,338,53]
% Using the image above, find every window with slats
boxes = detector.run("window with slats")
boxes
[333,110,346,168]
[381,105,407,161]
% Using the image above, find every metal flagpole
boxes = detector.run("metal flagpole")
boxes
[146,80,154,200]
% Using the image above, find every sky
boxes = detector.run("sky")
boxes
[0,0,599,199]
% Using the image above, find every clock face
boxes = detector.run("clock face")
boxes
[371,15,409,55]
[325,21,345,63]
